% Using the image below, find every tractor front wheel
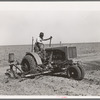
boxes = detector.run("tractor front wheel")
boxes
[66,65,82,80]
[77,65,85,80]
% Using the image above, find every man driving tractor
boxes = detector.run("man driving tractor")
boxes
[34,32,52,52]
[34,32,52,61]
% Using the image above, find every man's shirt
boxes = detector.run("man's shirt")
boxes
[37,37,43,44]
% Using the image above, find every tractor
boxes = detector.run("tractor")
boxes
[21,41,85,80]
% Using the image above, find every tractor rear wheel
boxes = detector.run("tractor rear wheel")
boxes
[21,55,37,74]
[66,65,82,80]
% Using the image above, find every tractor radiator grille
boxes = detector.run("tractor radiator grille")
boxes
[68,47,77,58]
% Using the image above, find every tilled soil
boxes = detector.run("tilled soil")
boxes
[0,54,100,96]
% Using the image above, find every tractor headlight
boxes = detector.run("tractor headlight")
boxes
[72,59,78,64]
[77,61,82,66]
[72,59,82,65]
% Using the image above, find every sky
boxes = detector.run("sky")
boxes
[0,2,100,45]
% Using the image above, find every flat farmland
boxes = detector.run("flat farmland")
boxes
[0,42,100,96]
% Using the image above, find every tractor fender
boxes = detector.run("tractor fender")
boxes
[25,52,42,65]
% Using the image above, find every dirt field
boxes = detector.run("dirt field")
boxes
[0,43,100,96]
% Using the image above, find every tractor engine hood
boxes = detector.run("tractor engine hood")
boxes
[45,46,77,60]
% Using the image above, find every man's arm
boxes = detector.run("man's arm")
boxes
[43,36,52,41]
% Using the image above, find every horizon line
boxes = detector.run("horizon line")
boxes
[0,41,100,46]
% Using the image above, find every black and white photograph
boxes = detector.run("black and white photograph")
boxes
[0,1,100,97]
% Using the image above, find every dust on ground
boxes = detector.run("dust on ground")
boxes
[0,54,100,96]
